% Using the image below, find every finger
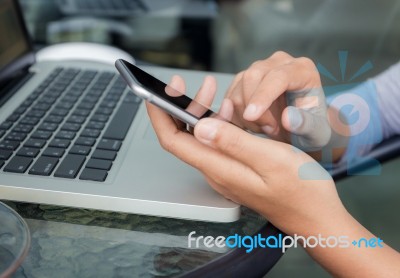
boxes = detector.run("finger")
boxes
[194,75,217,106]
[146,101,181,138]
[282,106,331,149]
[165,75,186,97]
[194,117,292,173]
[224,71,244,99]
[243,58,320,121]
[186,75,217,117]
[227,52,294,105]
[217,98,234,122]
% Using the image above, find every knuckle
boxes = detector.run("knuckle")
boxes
[250,60,262,68]
[296,57,321,85]
[216,128,245,156]
[230,94,243,108]
[159,136,176,153]
[234,71,245,82]
[296,56,317,70]
[242,67,264,83]
[271,51,292,60]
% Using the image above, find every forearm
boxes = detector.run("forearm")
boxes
[304,211,400,277]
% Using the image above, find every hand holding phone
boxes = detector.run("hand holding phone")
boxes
[115,59,227,128]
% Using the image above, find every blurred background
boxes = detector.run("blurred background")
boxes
[19,0,400,277]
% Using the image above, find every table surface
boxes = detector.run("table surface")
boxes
[5,201,269,277]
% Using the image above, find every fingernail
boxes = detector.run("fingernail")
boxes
[243,104,258,119]
[195,119,220,143]
[261,125,275,134]
[287,107,303,130]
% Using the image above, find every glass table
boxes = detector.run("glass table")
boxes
[3,202,283,277]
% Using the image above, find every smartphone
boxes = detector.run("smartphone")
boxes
[115,59,220,127]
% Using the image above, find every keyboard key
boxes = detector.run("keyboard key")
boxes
[44,115,63,124]
[0,150,12,160]
[38,96,57,104]
[49,139,71,149]
[50,108,69,117]
[3,156,33,173]
[92,149,117,161]
[56,102,74,110]
[38,123,58,132]
[0,122,13,130]
[80,168,108,182]
[54,154,86,179]
[21,99,34,107]
[67,115,86,124]
[85,158,112,170]
[80,129,100,138]
[75,137,96,146]
[33,103,51,111]
[0,130,5,138]
[69,145,91,156]
[42,147,65,158]
[17,147,40,158]
[99,101,117,109]
[67,90,83,97]
[61,123,81,132]
[14,106,27,115]
[95,108,113,116]
[5,132,27,142]
[13,124,33,133]
[24,138,46,148]
[31,130,52,140]
[85,121,105,130]
[77,102,95,110]
[82,95,99,103]
[29,156,59,176]
[26,110,46,118]
[123,94,141,103]
[20,117,40,125]
[55,131,76,140]
[7,113,21,122]
[0,140,20,150]
[87,89,103,97]
[103,94,121,102]
[97,139,121,151]
[72,109,91,117]
[103,102,139,140]
[91,114,109,123]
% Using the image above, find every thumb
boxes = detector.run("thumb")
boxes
[194,118,286,171]
[282,106,331,150]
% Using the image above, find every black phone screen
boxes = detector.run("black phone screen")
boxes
[120,59,215,120]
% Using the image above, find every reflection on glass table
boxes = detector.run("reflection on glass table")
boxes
[4,202,283,277]
[0,202,30,278]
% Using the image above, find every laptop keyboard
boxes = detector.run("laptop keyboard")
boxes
[58,0,148,17]
[76,0,147,12]
[0,67,142,182]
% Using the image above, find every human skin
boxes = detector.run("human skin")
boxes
[145,52,400,277]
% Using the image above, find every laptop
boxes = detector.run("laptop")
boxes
[0,0,240,222]
[56,0,218,18]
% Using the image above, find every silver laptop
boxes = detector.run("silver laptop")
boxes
[0,0,239,222]
[56,0,218,18]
